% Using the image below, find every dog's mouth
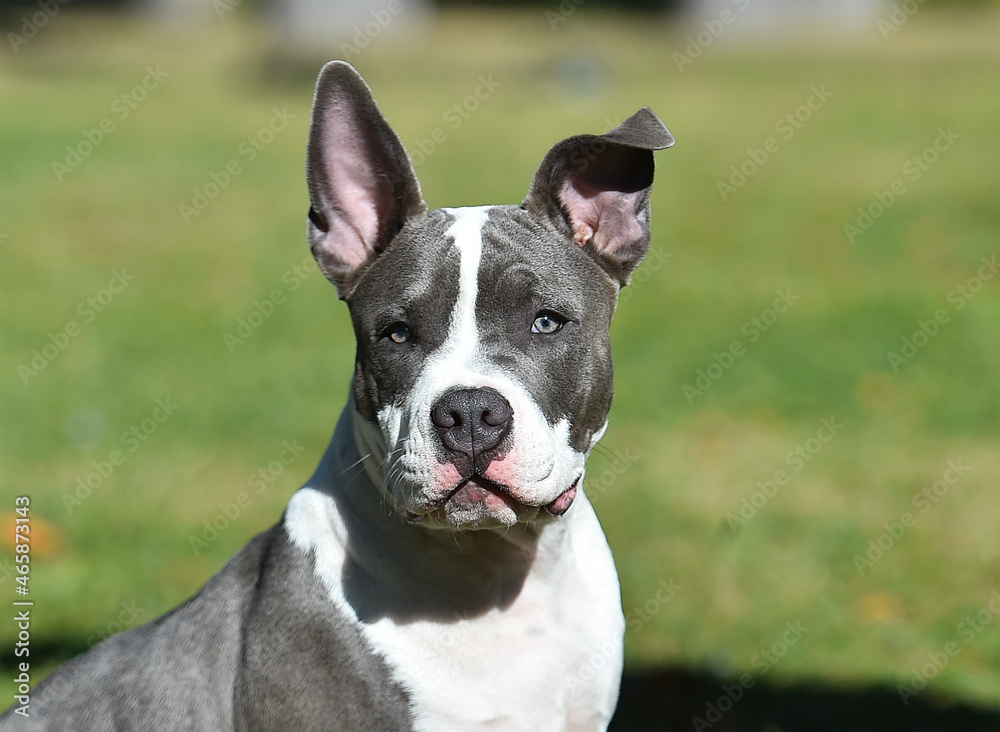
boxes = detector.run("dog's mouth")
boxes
[400,476,580,526]
[544,480,578,516]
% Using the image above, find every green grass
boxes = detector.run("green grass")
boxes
[1,5,998,712]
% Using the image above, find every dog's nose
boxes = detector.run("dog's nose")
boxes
[431,387,513,460]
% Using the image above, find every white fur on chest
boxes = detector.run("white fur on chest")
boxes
[284,486,624,731]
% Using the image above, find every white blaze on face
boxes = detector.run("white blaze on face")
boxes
[376,206,586,520]
[444,205,485,372]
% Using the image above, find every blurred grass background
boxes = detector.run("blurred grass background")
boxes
[0,0,997,727]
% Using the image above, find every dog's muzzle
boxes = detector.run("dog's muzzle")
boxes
[390,387,579,527]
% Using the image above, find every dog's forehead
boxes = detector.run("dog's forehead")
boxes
[352,204,609,314]
[476,205,616,308]
[347,209,458,319]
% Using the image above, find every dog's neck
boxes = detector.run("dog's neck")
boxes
[303,389,574,623]
[350,396,391,493]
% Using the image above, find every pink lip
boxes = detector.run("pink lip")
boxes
[443,476,521,518]
[544,479,579,516]
[404,476,581,522]
[456,474,509,497]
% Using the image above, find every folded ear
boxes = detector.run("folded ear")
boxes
[523,108,675,286]
[306,61,426,299]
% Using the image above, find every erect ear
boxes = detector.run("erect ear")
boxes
[306,61,427,299]
[523,108,675,286]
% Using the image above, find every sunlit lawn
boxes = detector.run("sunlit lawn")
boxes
[0,4,997,713]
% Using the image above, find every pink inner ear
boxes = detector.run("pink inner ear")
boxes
[559,181,645,256]
[320,113,386,269]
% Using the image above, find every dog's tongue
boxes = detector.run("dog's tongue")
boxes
[545,483,578,516]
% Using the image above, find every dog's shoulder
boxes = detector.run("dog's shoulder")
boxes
[234,520,414,731]
[0,528,276,731]
[1,525,412,732]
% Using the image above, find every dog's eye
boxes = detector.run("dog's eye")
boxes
[532,311,564,334]
[382,323,411,344]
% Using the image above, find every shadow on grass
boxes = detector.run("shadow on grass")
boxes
[7,644,999,730]
[612,666,1000,732]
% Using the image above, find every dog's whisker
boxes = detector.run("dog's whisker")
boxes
[339,451,373,476]
[39,57,671,728]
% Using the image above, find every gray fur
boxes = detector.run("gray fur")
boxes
[476,205,619,450]
[523,107,675,285]
[1,60,673,731]
[306,62,426,299]
[2,527,411,731]
[348,208,462,423]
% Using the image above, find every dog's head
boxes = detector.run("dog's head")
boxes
[306,61,673,530]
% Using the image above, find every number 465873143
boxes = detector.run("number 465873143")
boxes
[14,496,30,592]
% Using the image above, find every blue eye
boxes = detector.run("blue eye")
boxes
[532,312,564,334]
[385,323,411,344]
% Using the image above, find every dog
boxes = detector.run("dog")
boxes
[1,61,673,731]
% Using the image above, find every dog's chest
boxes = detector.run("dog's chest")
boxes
[286,483,624,731]
[367,566,620,730]
[356,511,624,731]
